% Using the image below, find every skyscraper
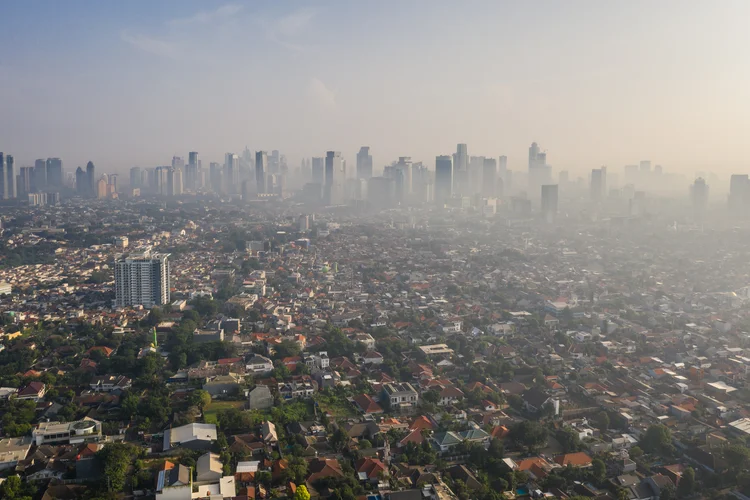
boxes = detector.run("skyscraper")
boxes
[690,177,708,212]
[86,161,96,197]
[0,153,5,199]
[255,151,268,194]
[224,153,239,194]
[75,167,87,195]
[114,248,170,308]
[325,151,344,204]
[357,147,373,179]
[591,167,606,202]
[34,159,46,191]
[528,142,551,194]
[482,158,497,198]
[541,184,558,222]
[46,158,63,188]
[96,176,108,199]
[394,157,413,203]
[169,168,183,196]
[130,167,141,189]
[435,155,453,205]
[187,152,199,191]
[311,157,324,185]
[18,166,35,197]
[4,154,16,199]
[453,144,469,195]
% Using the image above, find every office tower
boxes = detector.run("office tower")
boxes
[591,167,606,202]
[268,150,280,174]
[171,156,184,179]
[639,160,651,172]
[311,157,324,185]
[255,151,268,194]
[168,168,183,196]
[114,248,170,308]
[559,170,569,185]
[34,159,46,191]
[541,184,558,222]
[410,162,431,203]
[18,166,35,197]
[690,177,708,211]
[357,147,373,179]
[0,153,5,199]
[130,167,141,189]
[45,158,62,189]
[223,153,239,194]
[186,152,198,191]
[210,162,223,193]
[729,174,749,209]
[3,155,16,199]
[435,155,453,205]
[528,142,551,194]
[325,151,344,204]
[482,158,497,198]
[85,161,96,196]
[393,157,412,203]
[75,167,87,195]
[96,177,108,199]
[453,144,469,195]
[654,165,663,175]
[108,174,118,194]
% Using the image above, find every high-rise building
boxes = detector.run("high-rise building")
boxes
[394,157,412,203]
[368,176,395,210]
[108,174,118,194]
[18,166,35,197]
[114,249,170,308]
[130,167,141,189]
[690,177,708,212]
[590,167,607,202]
[298,215,310,232]
[528,142,551,194]
[186,152,199,191]
[435,155,453,205]
[0,153,5,200]
[86,161,96,196]
[541,184,558,222]
[34,159,46,191]
[311,157,324,185]
[210,162,223,193]
[325,151,344,204]
[75,167,87,195]
[729,174,749,209]
[356,147,373,179]
[46,158,63,189]
[482,158,497,198]
[453,144,469,195]
[255,151,268,194]
[96,176,108,199]
[3,154,16,199]
[224,153,239,194]
[168,168,183,196]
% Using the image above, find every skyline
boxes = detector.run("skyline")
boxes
[2,1,750,174]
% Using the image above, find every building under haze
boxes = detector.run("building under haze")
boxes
[86,161,96,197]
[255,151,267,194]
[325,151,344,205]
[453,144,469,196]
[46,158,63,189]
[591,167,607,202]
[186,152,199,191]
[115,249,170,308]
[691,177,709,212]
[541,184,558,223]
[729,174,749,210]
[435,155,453,206]
[311,157,324,186]
[482,158,497,198]
[357,147,373,179]
[0,153,16,200]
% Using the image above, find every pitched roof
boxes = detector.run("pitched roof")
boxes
[353,394,383,414]
[554,452,593,467]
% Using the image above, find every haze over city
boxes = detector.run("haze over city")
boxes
[2,1,750,175]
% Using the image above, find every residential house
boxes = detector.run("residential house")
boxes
[353,394,384,415]
[246,354,274,375]
[163,423,217,451]
[382,382,419,413]
[196,452,223,482]
[17,381,46,401]
[89,375,132,392]
[248,385,274,410]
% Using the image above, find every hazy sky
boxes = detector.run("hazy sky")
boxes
[2,1,749,176]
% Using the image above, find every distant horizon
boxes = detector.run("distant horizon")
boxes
[3,1,750,177]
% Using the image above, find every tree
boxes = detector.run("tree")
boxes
[659,483,676,500]
[676,467,695,497]
[639,424,672,456]
[188,389,212,410]
[97,442,139,492]
[591,458,606,483]
[629,446,644,459]
[508,420,547,453]
[0,475,32,500]
[294,485,311,500]
[594,411,610,432]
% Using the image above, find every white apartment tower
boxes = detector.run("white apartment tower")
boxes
[115,249,170,308]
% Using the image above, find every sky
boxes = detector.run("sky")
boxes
[1,1,750,177]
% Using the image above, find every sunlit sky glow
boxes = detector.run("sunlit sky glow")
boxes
[1,1,749,176]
